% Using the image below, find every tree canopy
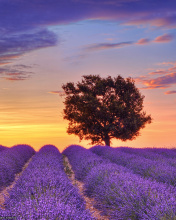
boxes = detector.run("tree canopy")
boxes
[62,75,152,146]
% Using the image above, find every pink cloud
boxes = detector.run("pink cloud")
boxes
[124,15,176,28]
[0,55,21,66]
[83,33,173,54]
[165,90,176,95]
[158,61,176,66]
[154,34,174,43]
[142,73,176,89]
[150,16,176,28]
[0,65,33,81]
[48,91,65,96]
[85,41,133,52]
[3,76,29,81]
[136,38,150,45]
[0,55,21,60]
[135,61,176,91]
[0,62,11,66]
[148,70,168,75]
[168,66,176,72]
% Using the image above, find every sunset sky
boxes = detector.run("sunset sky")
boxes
[0,0,176,151]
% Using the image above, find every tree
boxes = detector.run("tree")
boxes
[62,75,152,146]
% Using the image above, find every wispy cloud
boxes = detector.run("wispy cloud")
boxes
[165,90,176,95]
[0,28,58,80]
[158,61,176,66]
[154,34,174,43]
[48,91,65,96]
[0,29,58,65]
[142,73,176,89]
[136,38,151,45]
[84,41,133,52]
[0,65,34,81]
[124,14,176,29]
[0,55,21,66]
[83,33,173,53]
[135,61,176,91]
[148,70,169,75]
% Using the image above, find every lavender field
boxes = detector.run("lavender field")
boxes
[0,145,176,220]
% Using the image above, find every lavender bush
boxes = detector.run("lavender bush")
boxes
[0,145,7,152]
[116,146,176,160]
[90,145,176,186]
[0,144,35,190]
[85,163,176,219]
[146,147,176,158]
[63,145,109,181]
[64,145,176,219]
[0,145,94,220]
[118,147,176,171]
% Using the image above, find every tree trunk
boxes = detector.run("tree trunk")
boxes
[104,135,110,146]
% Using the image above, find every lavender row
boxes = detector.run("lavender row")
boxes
[63,145,109,181]
[146,147,176,158]
[90,145,176,186]
[118,147,176,170]
[117,147,176,159]
[0,145,8,152]
[64,145,176,219]
[0,145,94,220]
[0,144,35,191]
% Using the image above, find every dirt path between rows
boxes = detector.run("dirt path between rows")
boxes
[0,157,33,209]
[63,156,110,220]
[1,155,110,219]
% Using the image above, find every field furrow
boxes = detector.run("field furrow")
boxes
[90,145,176,186]
[0,145,35,191]
[0,156,33,209]
[63,155,109,220]
[0,145,94,220]
[64,145,176,220]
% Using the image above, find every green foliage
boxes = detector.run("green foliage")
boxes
[62,75,152,146]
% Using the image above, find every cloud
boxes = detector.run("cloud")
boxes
[0,0,175,67]
[48,91,65,96]
[3,76,30,81]
[135,61,176,90]
[154,34,174,43]
[0,1,175,34]
[148,70,169,75]
[124,14,176,29]
[0,29,58,64]
[84,41,133,52]
[0,29,58,79]
[147,62,176,76]
[0,54,21,65]
[169,66,176,72]
[0,65,34,81]
[158,61,176,66]
[143,73,176,89]
[83,33,172,53]
[165,90,176,95]
[136,38,151,45]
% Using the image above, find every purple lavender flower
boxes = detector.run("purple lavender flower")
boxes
[0,145,94,220]
[0,144,35,190]
[90,145,176,186]
[65,145,176,219]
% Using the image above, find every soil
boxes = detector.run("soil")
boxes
[0,155,110,219]
[63,156,110,220]
[0,157,33,209]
